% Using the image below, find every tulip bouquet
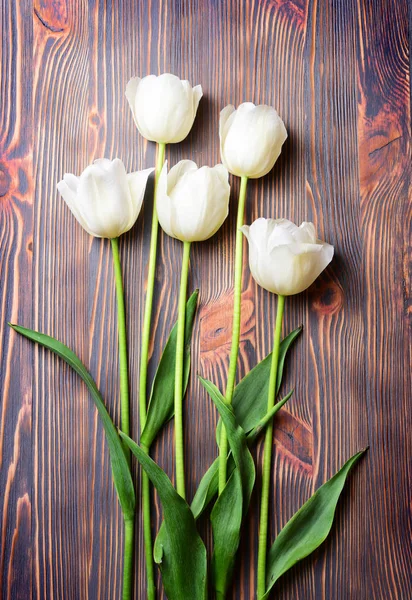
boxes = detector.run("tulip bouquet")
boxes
[9,73,366,600]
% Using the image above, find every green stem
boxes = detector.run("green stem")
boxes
[175,241,191,499]
[218,175,248,495]
[139,142,166,428]
[138,142,166,600]
[110,237,134,599]
[122,518,134,600]
[141,442,156,600]
[257,294,285,600]
[111,237,130,443]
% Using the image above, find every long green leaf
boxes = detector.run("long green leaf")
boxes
[210,471,243,599]
[191,390,293,519]
[140,290,199,449]
[9,324,135,521]
[199,376,255,599]
[216,326,302,443]
[263,449,367,599]
[120,432,207,600]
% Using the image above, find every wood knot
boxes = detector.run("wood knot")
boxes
[199,299,231,352]
[275,409,312,471]
[0,162,12,197]
[311,281,343,316]
[89,112,101,127]
[199,291,254,353]
[34,1,68,32]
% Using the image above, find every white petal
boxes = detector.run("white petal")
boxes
[268,243,334,295]
[92,157,116,172]
[78,160,132,238]
[57,177,93,235]
[125,77,141,125]
[236,102,257,113]
[132,74,200,143]
[240,224,250,241]
[248,218,271,253]
[244,217,334,295]
[158,160,168,197]
[220,103,287,178]
[127,167,154,223]
[167,160,198,194]
[295,221,317,244]
[212,163,230,187]
[219,104,236,142]
[156,162,175,238]
[159,163,230,242]
[63,173,80,195]
[192,84,203,112]
[267,219,298,250]
[191,167,229,240]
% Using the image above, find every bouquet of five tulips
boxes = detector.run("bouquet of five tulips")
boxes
[10,72,366,600]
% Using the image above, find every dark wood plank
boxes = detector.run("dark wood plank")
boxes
[0,1,34,599]
[356,0,412,597]
[0,1,410,599]
[301,2,368,598]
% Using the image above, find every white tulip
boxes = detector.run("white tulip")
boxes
[219,102,287,178]
[57,158,153,239]
[125,74,203,144]
[241,218,334,296]
[156,160,230,242]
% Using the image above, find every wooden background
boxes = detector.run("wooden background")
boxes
[0,0,411,598]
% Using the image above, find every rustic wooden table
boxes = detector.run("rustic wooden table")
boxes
[1,1,411,598]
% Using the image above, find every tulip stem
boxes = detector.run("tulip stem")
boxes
[257,294,285,600]
[110,237,134,600]
[122,518,134,600]
[218,175,248,495]
[175,241,191,499]
[111,237,131,445]
[139,141,166,600]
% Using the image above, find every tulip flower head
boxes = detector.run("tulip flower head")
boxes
[57,158,153,239]
[219,102,287,178]
[241,218,334,295]
[126,74,203,144]
[156,160,230,242]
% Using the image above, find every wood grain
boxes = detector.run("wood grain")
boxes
[0,1,411,599]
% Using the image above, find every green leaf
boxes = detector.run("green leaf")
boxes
[190,455,220,519]
[246,389,293,444]
[191,389,293,519]
[9,324,135,521]
[140,290,198,449]
[216,326,302,443]
[120,432,207,600]
[199,376,255,599]
[263,449,367,599]
[210,472,243,599]
[199,377,255,507]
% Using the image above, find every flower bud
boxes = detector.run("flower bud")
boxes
[57,158,153,239]
[220,102,287,178]
[157,160,230,242]
[241,218,334,295]
[126,74,203,144]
